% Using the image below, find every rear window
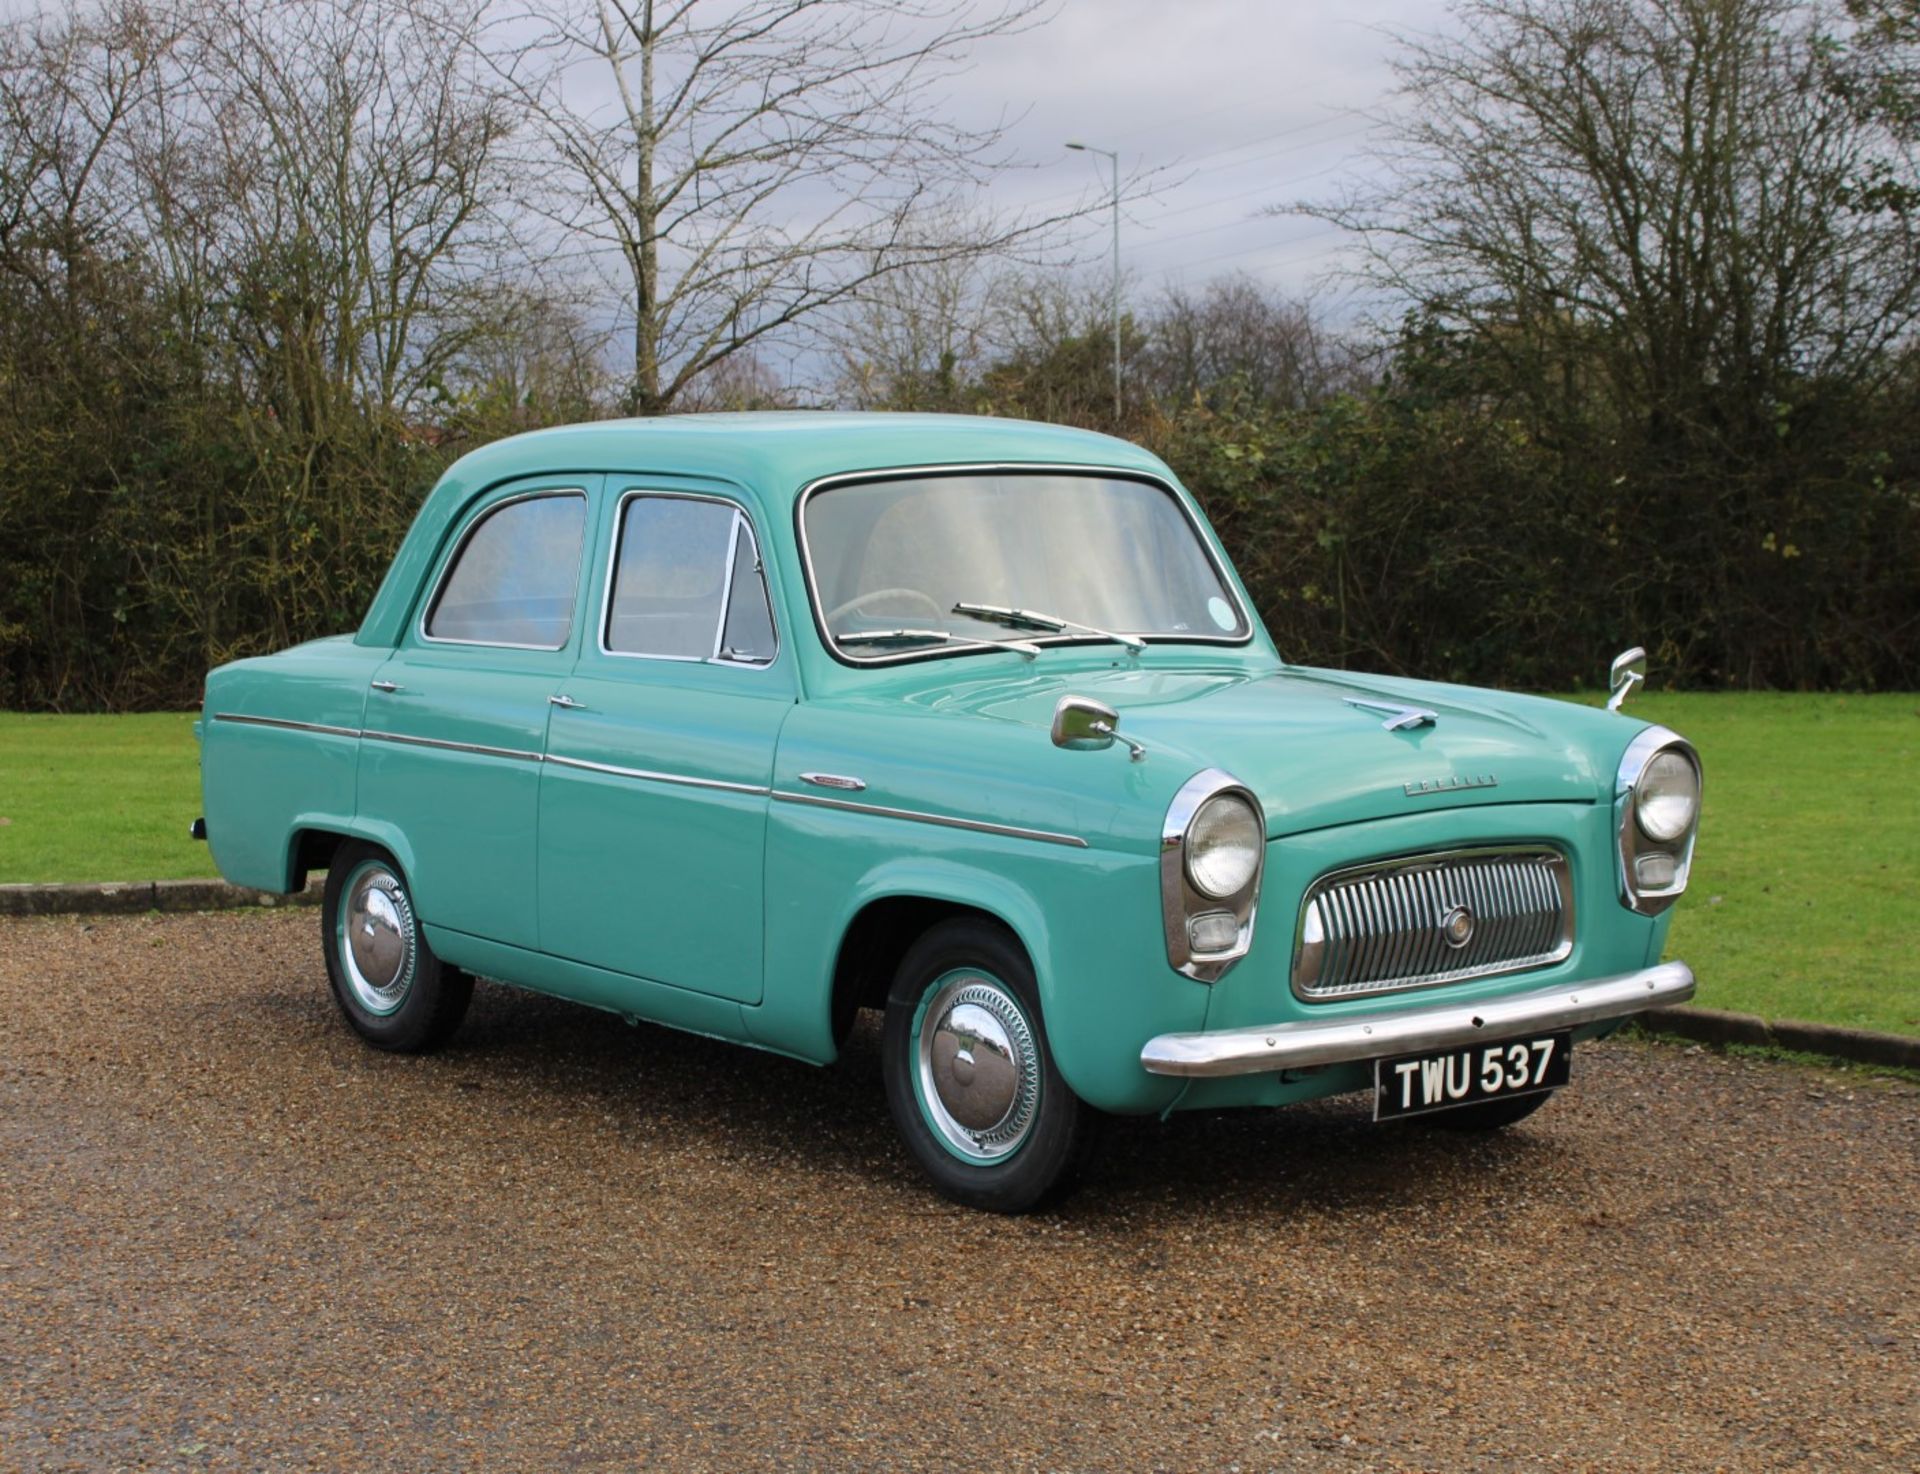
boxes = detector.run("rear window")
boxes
[426,492,589,649]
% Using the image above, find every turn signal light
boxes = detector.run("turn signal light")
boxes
[1634,852,1678,889]
[1187,910,1240,955]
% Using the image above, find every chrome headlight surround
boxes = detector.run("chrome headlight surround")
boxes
[1616,726,1702,916]
[1163,769,1265,982]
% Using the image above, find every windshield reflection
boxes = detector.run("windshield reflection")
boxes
[804,472,1248,661]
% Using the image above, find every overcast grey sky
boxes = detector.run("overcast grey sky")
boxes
[1,0,1446,304]
[1,0,1453,374]
[954,0,1443,304]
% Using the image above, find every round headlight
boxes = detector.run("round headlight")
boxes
[1186,793,1262,898]
[1635,749,1699,843]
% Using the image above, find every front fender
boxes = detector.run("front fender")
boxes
[846,856,1060,987]
[752,798,1200,1112]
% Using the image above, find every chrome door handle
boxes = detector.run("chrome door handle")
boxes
[549,694,585,710]
[800,772,867,792]
[370,680,402,693]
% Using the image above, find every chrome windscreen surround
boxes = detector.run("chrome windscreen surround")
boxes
[1162,769,1265,983]
[1291,847,1574,1002]
[794,462,1254,668]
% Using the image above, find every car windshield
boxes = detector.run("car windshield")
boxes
[803,472,1248,660]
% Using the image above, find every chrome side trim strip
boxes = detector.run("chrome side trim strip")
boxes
[214,712,1080,843]
[217,712,540,764]
[362,730,544,763]
[544,753,770,796]
[1140,961,1696,1077]
[211,713,361,739]
[772,790,1088,848]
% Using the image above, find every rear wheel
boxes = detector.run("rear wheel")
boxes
[882,918,1095,1213]
[321,842,471,1053]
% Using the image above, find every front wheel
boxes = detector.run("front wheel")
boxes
[321,842,471,1053]
[882,919,1095,1213]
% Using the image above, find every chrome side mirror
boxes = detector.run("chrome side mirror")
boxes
[1607,646,1647,712]
[1052,694,1145,762]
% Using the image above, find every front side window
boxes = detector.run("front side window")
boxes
[605,494,777,664]
[425,492,588,648]
[803,472,1248,661]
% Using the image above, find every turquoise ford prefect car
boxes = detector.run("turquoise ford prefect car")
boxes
[196,413,1700,1211]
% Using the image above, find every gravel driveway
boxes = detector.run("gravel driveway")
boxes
[2,910,1915,1472]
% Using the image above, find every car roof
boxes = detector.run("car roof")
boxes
[356,412,1176,649]
[433,411,1167,503]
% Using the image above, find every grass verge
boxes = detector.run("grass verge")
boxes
[1607,692,1918,1037]
[0,712,209,883]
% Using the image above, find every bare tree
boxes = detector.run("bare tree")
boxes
[1142,275,1364,411]
[0,0,544,672]
[509,0,1100,412]
[1826,0,1920,211]
[446,284,617,430]
[1300,0,1920,441]
[825,229,1003,409]
[0,1,168,302]
[179,0,524,428]
[676,349,801,410]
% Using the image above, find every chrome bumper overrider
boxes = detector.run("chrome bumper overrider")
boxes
[1140,961,1695,1078]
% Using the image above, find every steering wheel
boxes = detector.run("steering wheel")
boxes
[825,586,946,626]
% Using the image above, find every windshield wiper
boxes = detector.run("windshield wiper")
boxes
[835,628,951,648]
[951,601,1146,653]
[836,627,1040,659]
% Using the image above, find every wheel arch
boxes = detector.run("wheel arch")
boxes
[829,895,1039,1047]
[822,861,1054,1051]
[283,815,418,895]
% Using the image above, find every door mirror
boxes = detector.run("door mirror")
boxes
[1051,695,1120,752]
[1607,646,1647,712]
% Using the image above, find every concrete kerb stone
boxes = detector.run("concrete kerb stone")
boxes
[1636,1004,1920,1073]
[0,878,318,918]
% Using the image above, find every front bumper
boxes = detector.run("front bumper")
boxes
[1140,961,1695,1078]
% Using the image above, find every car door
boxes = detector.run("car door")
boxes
[358,479,598,951]
[536,487,791,1003]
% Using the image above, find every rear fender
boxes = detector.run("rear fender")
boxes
[282,814,418,897]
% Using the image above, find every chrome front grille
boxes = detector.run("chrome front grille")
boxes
[1291,847,1574,1001]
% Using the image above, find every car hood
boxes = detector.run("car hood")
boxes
[896,662,1618,837]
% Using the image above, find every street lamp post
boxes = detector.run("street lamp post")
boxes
[1066,140,1120,420]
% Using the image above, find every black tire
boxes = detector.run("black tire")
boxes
[320,841,471,1053]
[1425,1089,1554,1131]
[882,917,1096,1213]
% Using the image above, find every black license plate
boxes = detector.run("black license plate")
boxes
[1374,1031,1572,1121]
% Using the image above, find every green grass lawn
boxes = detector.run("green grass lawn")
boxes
[0,712,210,884]
[2,695,1915,1034]
[1621,692,1920,1038]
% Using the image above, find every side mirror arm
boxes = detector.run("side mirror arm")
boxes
[1607,646,1647,712]
[1091,718,1148,763]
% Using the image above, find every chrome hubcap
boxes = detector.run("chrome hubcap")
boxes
[916,972,1040,1163]
[340,865,416,1016]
